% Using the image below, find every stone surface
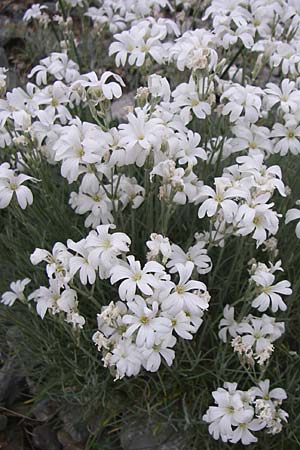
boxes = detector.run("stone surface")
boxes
[0,46,8,67]
[120,418,182,450]
[5,326,21,348]
[0,414,8,432]
[0,358,25,406]
[59,405,88,443]
[33,398,58,422]
[111,92,135,121]
[57,430,85,450]
[32,424,62,450]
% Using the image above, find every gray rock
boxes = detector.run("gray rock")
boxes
[111,92,135,121]
[120,417,181,450]
[59,405,88,443]
[57,430,85,450]
[0,46,8,67]
[33,398,58,422]
[32,424,62,450]
[7,69,19,90]
[6,326,22,350]
[0,414,8,431]
[0,358,25,406]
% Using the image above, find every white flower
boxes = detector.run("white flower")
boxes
[251,380,287,403]
[163,310,195,339]
[237,317,276,358]
[123,296,171,347]
[30,242,71,281]
[218,305,238,343]
[1,278,31,306]
[76,71,125,100]
[148,74,171,102]
[221,84,263,123]
[110,255,165,301]
[110,339,142,379]
[251,271,292,312]
[161,261,208,315]
[270,42,300,76]
[197,181,241,223]
[166,242,212,275]
[0,164,35,209]
[109,30,139,67]
[203,384,251,441]
[236,193,279,247]
[231,122,272,155]
[142,334,176,371]
[272,121,300,155]
[85,225,131,271]
[29,280,76,319]
[146,233,172,263]
[265,79,300,113]
[66,311,85,329]
[54,120,105,183]
[92,331,110,351]
[172,77,211,123]
[170,28,218,71]
[70,183,113,228]
[29,52,79,85]
[175,130,207,167]
[23,4,48,21]
[109,18,179,68]
[67,238,97,285]
[285,207,300,238]
[203,378,288,444]
[230,410,264,445]
[119,107,164,167]
[253,380,288,435]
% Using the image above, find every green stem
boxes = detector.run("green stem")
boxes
[221,46,244,79]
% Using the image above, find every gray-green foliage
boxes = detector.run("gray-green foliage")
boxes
[1,149,300,449]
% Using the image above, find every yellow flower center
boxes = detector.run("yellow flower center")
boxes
[140,315,149,325]
[132,272,142,281]
[76,146,85,158]
[253,216,261,225]
[176,285,185,294]
[92,194,102,202]
[101,239,111,249]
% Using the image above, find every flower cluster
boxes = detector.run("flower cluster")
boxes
[203,380,288,445]
[0,0,298,444]
[94,257,210,379]
[249,260,292,312]
[219,258,291,369]
[219,305,285,366]
[28,226,210,377]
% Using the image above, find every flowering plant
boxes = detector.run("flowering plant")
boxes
[1,0,300,447]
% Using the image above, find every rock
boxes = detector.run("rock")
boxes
[0,358,25,406]
[120,417,181,450]
[57,430,84,450]
[0,46,8,67]
[32,424,62,450]
[111,92,135,121]
[33,398,58,422]
[0,414,8,432]
[59,405,88,443]
[159,438,183,450]
[6,68,19,90]
[0,427,24,450]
